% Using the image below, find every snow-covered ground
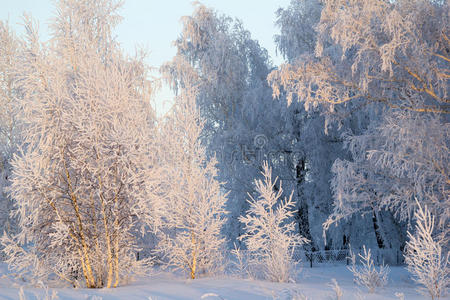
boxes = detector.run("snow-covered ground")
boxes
[0,263,441,300]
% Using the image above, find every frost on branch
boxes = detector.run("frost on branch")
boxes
[325,110,449,236]
[269,0,449,114]
[1,0,160,288]
[274,0,322,62]
[405,202,449,299]
[239,162,308,282]
[347,246,389,293]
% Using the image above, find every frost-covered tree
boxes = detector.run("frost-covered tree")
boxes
[156,81,228,279]
[239,162,308,282]
[1,0,159,288]
[270,0,448,253]
[0,20,21,236]
[162,3,302,246]
[272,0,337,251]
[405,202,449,299]
[272,0,391,252]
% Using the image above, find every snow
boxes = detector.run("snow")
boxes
[0,263,438,299]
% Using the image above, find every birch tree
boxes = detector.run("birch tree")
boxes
[1,0,159,288]
[156,75,228,279]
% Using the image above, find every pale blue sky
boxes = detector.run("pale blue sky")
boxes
[1,0,290,114]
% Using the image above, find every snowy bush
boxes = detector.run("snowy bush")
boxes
[18,284,59,300]
[405,202,449,299]
[230,243,251,278]
[394,292,405,300]
[239,162,308,282]
[273,287,309,300]
[328,278,343,300]
[348,246,389,293]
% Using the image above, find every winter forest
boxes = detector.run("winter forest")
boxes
[0,0,448,299]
